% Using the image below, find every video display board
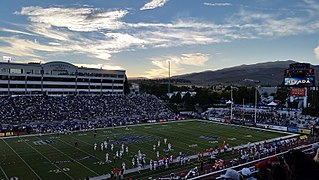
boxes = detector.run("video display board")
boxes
[284,63,315,87]
[284,77,314,87]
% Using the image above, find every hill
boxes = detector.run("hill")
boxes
[173,60,319,86]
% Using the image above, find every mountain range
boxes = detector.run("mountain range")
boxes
[173,60,319,86]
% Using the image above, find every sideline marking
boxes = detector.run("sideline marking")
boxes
[36,137,99,176]
[21,138,75,180]
[2,139,42,180]
[0,165,9,180]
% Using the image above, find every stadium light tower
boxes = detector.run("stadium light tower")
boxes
[254,87,257,124]
[168,60,171,94]
[254,85,260,124]
[230,86,233,120]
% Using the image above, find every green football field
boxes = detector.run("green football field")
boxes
[0,120,290,180]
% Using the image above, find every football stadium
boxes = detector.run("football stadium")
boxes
[0,62,319,180]
[2,1,319,180]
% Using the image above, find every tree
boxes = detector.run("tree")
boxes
[275,85,289,104]
[124,75,130,94]
[170,93,182,104]
[262,92,269,98]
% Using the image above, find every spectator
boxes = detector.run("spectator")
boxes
[254,161,272,180]
[314,148,319,164]
[220,168,240,180]
[268,156,289,180]
[241,168,257,180]
[284,149,319,180]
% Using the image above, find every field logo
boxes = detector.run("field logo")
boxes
[227,138,237,141]
[48,168,70,174]
[200,135,218,141]
[33,139,56,145]
[17,139,29,143]
[189,144,198,147]
[112,135,155,145]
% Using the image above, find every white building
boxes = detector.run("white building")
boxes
[0,61,126,95]
[129,83,140,94]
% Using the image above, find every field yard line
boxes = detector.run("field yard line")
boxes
[196,119,300,148]
[35,137,99,176]
[60,135,115,169]
[139,127,199,153]
[66,135,132,165]
[1,139,43,180]
[21,138,75,180]
[0,165,9,180]
[68,131,175,173]
[55,137,104,162]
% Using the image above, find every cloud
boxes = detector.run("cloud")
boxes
[0,28,35,36]
[74,63,124,70]
[8,2,319,70]
[17,6,128,32]
[14,6,228,61]
[304,0,319,14]
[227,9,319,37]
[140,0,169,10]
[0,37,68,58]
[102,32,147,52]
[204,2,232,7]
[26,24,70,41]
[144,53,209,78]
[315,46,319,59]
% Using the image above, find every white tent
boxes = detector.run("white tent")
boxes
[226,100,233,104]
[267,101,277,106]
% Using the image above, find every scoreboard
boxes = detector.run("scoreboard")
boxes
[284,63,315,87]
[284,68,314,78]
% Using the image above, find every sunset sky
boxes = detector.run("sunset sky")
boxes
[1,0,319,78]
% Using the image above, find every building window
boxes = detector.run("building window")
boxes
[0,68,9,73]
[0,75,9,80]
[10,69,22,74]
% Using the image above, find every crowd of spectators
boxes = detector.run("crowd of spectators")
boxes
[221,148,319,180]
[183,137,319,180]
[0,94,175,133]
[203,107,319,129]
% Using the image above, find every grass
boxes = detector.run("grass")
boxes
[0,119,289,180]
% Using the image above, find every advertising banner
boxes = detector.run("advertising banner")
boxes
[290,87,306,96]
[256,123,268,128]
[232,119,242,125]
[244,122,255,126]
[287,127,299,133]
[224,120,231,124]
[268,125,288,131]
[208,117,220,122]
[298,128,311,135]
